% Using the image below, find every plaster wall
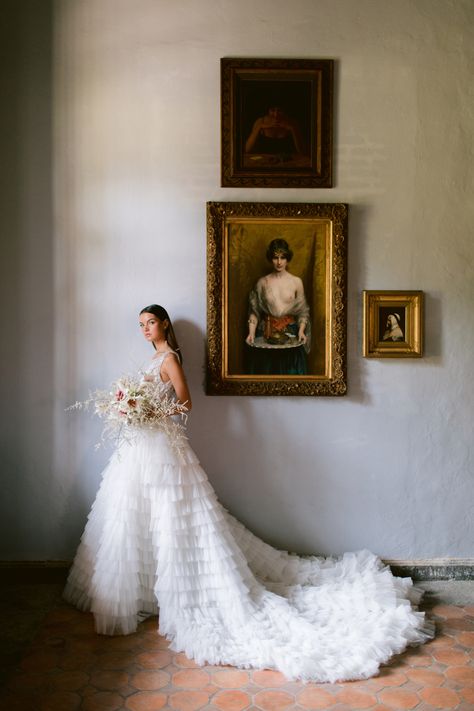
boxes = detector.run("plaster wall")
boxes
[0,0,54,557]
[1,0,473,559]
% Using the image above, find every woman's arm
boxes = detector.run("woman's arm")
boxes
[246,315,258,344]
[245,117,264,152]
[295,277,309,344]
[285,118,304,154]
[161,354,192,411]
[246,284,262,344]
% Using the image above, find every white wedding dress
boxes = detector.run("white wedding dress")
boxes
[64,352,432,683]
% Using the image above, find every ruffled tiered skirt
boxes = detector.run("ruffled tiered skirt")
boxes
[63,428,433,682]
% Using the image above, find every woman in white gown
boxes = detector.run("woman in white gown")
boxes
[64,304,432,683]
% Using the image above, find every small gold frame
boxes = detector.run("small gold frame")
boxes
[362,291,424,358]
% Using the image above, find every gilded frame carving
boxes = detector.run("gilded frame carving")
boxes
[221,58,333,188]
[362,291,424,358]
[206,202,348,396]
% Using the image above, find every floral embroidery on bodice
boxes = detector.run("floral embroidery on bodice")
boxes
[144,351,178,399]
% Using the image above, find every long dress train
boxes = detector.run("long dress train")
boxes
[63,352,432,683]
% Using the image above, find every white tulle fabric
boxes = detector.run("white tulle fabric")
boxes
[64,353,432,682]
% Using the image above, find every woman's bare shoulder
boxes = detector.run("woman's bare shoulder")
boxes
[161,350,181,368]
[256,274,270,289]
[288,272,303,286]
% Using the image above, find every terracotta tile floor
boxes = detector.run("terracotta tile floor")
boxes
[1,591,474,710]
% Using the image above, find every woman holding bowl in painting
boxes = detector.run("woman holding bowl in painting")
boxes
[245,238,310,375]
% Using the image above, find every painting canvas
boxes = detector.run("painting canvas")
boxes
[207,202,348,396]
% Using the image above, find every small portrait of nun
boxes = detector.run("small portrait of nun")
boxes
[381,312,405,342]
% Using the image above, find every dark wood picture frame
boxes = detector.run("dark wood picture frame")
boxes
[206,202,348,396]
[221,58,334,188]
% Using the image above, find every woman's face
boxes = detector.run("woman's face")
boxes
[268,107,284,123]
[139,312,167,343]
[271,252,288,273]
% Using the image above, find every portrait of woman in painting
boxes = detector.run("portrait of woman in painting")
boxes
[240,81,312,170]
[245,238,311,375]
[382,312,405,342]
[244,106,305,161]
[223,216,329,382]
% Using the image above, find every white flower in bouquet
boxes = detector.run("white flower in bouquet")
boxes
[67,373,188,451]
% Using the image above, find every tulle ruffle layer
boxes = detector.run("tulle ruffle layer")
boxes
[64,429,433,681]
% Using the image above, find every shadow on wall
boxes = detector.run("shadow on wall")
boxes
[0,0,55,559]
[173,318,205,390]
[424,292,442,360]
[347,202,371,405]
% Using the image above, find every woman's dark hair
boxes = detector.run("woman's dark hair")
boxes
[139,304,183,363]
[266,238,293,263]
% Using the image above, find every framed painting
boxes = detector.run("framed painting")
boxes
[206,202,348,396]
[362,291,424,358]
[221,58,333,188]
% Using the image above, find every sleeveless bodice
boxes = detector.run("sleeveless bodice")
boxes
[144,351,178,398]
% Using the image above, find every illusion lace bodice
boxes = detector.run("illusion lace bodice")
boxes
[144,351,178,397]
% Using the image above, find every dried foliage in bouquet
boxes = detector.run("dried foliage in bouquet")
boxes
[67,374,188,452]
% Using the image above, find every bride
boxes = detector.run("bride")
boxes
[63,304,432,683]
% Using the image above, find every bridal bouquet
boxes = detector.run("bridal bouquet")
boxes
[67,374,188,450]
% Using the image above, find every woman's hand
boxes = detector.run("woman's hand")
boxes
[298,327,307,345]
[246,333,255,345]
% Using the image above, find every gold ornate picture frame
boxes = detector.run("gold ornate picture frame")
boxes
[221,58,333,188]
[362,291,424,358]
[206,202,348,396]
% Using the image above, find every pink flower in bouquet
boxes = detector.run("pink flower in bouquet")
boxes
[67,373,188,450]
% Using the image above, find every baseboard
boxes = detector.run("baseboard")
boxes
[384,558,474,581]
[0,561,70,584]
[1,558,473,584]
